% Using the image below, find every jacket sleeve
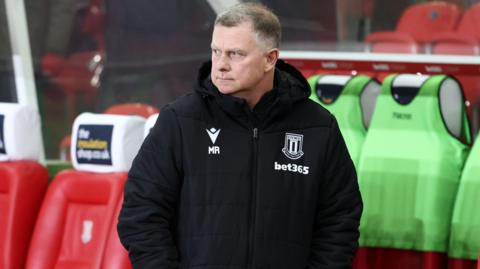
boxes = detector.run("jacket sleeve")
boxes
[306,117,363,269]
[118,106,183,269]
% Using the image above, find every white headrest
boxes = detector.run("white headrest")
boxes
[392,74,430,87]
[317,75,352,85]
[71,113,146,173]
[360,80,381,128]
[0,103,42,161]
[144,113,159,139]
[439,78,463,139]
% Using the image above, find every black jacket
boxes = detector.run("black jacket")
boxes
[118,60,362,269]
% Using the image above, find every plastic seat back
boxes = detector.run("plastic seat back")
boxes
[104,103,159,118]
[456,3,480,40]
[357,74,471,269]
[430,3,480,55]
[0,103,48,269]
[308,75,380,166]
[26,113,144,269]
[396,2,461,43]
[364,2,461,54]
[26,171,127,269]
[365,32,420,53]
[101,197,132,269]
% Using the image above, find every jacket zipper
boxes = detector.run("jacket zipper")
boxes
[248,127,259,268]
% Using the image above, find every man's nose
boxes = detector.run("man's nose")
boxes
[216,54,230,72]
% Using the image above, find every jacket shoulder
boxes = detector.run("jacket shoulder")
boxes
[290,98,335,128]
[162,92,207,121]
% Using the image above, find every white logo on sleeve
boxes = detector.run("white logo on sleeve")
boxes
[206,128,221,155]
[282,133,304,160]
[81,220,94,244]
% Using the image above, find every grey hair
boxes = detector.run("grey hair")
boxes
[215,2,281,49]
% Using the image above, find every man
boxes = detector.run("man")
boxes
[118,3,362,269]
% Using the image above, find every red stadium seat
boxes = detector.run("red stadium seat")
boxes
[26,112,143,269]
[430,33,479,55]
[430,3,480,55]
[0,161,48,269]
[25,170,127,269]
[396,2,461,43]
[365,2,461,53]
[365,32,419,53]
[104,103,159,118]
[101,198,132,269]
[0,103,47,269]
[450,3,480,42]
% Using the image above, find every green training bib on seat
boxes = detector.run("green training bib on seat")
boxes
[308,75,380,167]
[448,131,480,259]
[358,74,471,253]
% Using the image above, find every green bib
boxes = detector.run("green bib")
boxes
[308,75,379,167]
[358,74,471,252]
[448,131,480,259]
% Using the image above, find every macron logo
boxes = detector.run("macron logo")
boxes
[206,128,221,144]
[206,128,221,155]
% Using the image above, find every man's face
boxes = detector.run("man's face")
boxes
[210,22,270,99]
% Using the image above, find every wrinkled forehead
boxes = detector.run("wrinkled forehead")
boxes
[211,22,264,50]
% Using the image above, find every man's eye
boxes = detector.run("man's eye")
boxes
[230,51,244,59]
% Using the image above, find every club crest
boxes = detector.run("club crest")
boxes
[282,133,304,160]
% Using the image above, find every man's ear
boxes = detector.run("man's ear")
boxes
[264,48,279,72]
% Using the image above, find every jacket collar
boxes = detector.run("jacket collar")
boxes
[195,59,310,126]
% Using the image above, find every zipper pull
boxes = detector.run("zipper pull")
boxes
[253,128,258,139]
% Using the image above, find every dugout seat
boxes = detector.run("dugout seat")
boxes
[25,113,144,269]
[365,2,461,53]
[104,103,159,118]
[365,32,420,53]
[101,197,132,269]
[355,74,471,269]
[447,131,480,269]
[0,103,48,269]
[307,75,380,166]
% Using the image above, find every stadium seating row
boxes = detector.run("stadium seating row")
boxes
[0,102,159,269]
[308,73,479,269]
[365,2,480,55]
